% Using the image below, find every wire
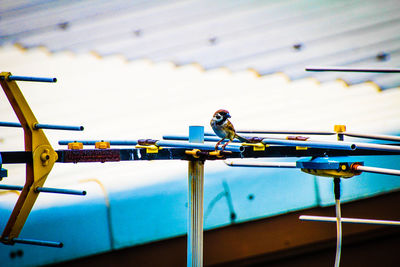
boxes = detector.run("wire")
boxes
[334,198,342,267]
[333,177,342,267]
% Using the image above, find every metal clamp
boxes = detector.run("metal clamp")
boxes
[241,142,267,151]
[185,149,201,158]
[208,150,225,158]
[68,142,84,150]
[185,149,232,160]
[135,145,162,154]
[95,141,111,149]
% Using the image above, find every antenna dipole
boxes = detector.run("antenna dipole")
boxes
[305,66,400,73]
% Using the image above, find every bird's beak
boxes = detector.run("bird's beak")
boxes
[227,113,231,118]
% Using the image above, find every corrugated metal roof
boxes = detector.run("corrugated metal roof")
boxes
[1,0,400,88]
[0,45,399,266]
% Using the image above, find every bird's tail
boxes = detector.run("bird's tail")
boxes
[235,134,249,143]
[235,134,264,143]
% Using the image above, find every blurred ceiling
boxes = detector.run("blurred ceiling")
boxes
[1,0,400,89]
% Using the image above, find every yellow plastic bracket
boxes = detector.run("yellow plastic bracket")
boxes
[185,149,201,158]
[95,141,110,149]
[334,125,346,133]
[209,150,224,158]
[334,124,346,141]
[135,145,161,154]
[242,142,267,151]
[296,146,308,150]
[0,72,58,242]
[68,142,83,150]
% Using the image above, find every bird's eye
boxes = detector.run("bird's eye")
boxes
[216,114,222,120]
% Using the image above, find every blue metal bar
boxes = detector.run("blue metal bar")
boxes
[0,121,83,131]
[354,142,400,153]
[0,122,21,128]
[59,139,244,152]
[163,135,190,141]
[165,135,357,151]
[306,66,400,73]
[235,130,400,142]
[156,140,243,152]
[262,139,356,151]
[59,138,400,154]
[225,161,297,168]
[0,185,86,195]
[6,75,57,83]
[35,187,87,196]
[107,140,137,145]
[164,134,309,143]
[34,123,84,131]
[59,140,139,145]
[0,185,22,191]
[236,130,335,135]
[163,135,238,143]
[10,237,63,248]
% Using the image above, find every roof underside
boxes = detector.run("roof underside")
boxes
[1,0,400,89]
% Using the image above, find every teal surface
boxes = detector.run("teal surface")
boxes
[108,154,400,250]
[108,161,318,249]
[0,184,111,267]
[317,155,400,206]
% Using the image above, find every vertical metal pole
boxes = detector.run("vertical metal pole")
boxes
[334,125,344,267]
[188,126,204,267]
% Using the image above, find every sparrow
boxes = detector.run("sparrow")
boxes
[210,109,248,150]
